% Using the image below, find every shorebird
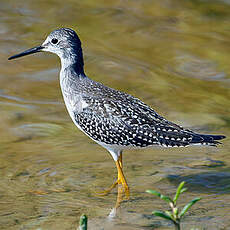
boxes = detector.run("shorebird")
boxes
[8,28,225,198]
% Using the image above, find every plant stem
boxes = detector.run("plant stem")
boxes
[174,221,180,230]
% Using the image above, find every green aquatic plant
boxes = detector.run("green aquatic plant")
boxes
[77,214,88,230]
[146,181,201,230]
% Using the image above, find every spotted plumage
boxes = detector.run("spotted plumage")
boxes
[10,27,223,157]
[61,75,224,151]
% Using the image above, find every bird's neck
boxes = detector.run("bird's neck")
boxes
[60,47,85,77]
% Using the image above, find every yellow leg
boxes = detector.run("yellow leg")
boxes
[118,154,122,168]
[116,156,129,198]
[96,153,129,198]
[114,153,129,209]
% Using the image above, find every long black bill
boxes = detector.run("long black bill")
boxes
[8,45,44,60]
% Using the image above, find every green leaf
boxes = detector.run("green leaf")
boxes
[78,214,88,230]
[179,198,201,218]
[146,190,161,197]
[153,211,173,222]
[165,211,175,221]
[160,195,173,203]
[173,207,178,216]
[146,190,172,204]
[180,188,188,194]
[173,181,185,203]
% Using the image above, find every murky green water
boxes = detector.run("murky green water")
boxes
[0,0,230,229]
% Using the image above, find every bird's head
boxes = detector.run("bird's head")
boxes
[8,28,83,62]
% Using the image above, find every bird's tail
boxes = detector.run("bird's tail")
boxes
[190,133,226,146]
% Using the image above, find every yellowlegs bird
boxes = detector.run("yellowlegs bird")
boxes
[8,28,226,198]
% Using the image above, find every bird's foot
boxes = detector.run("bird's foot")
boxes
[95,154,129,209]
[96,180,118,196]
[95,178,129,199]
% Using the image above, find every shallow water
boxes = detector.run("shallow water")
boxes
[0,0,230,229]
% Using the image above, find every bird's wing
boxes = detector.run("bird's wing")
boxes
[73,91,194,147]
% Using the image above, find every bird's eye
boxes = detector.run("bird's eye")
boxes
[51,38,58,44]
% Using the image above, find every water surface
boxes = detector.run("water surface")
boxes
[0,0,230,229]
